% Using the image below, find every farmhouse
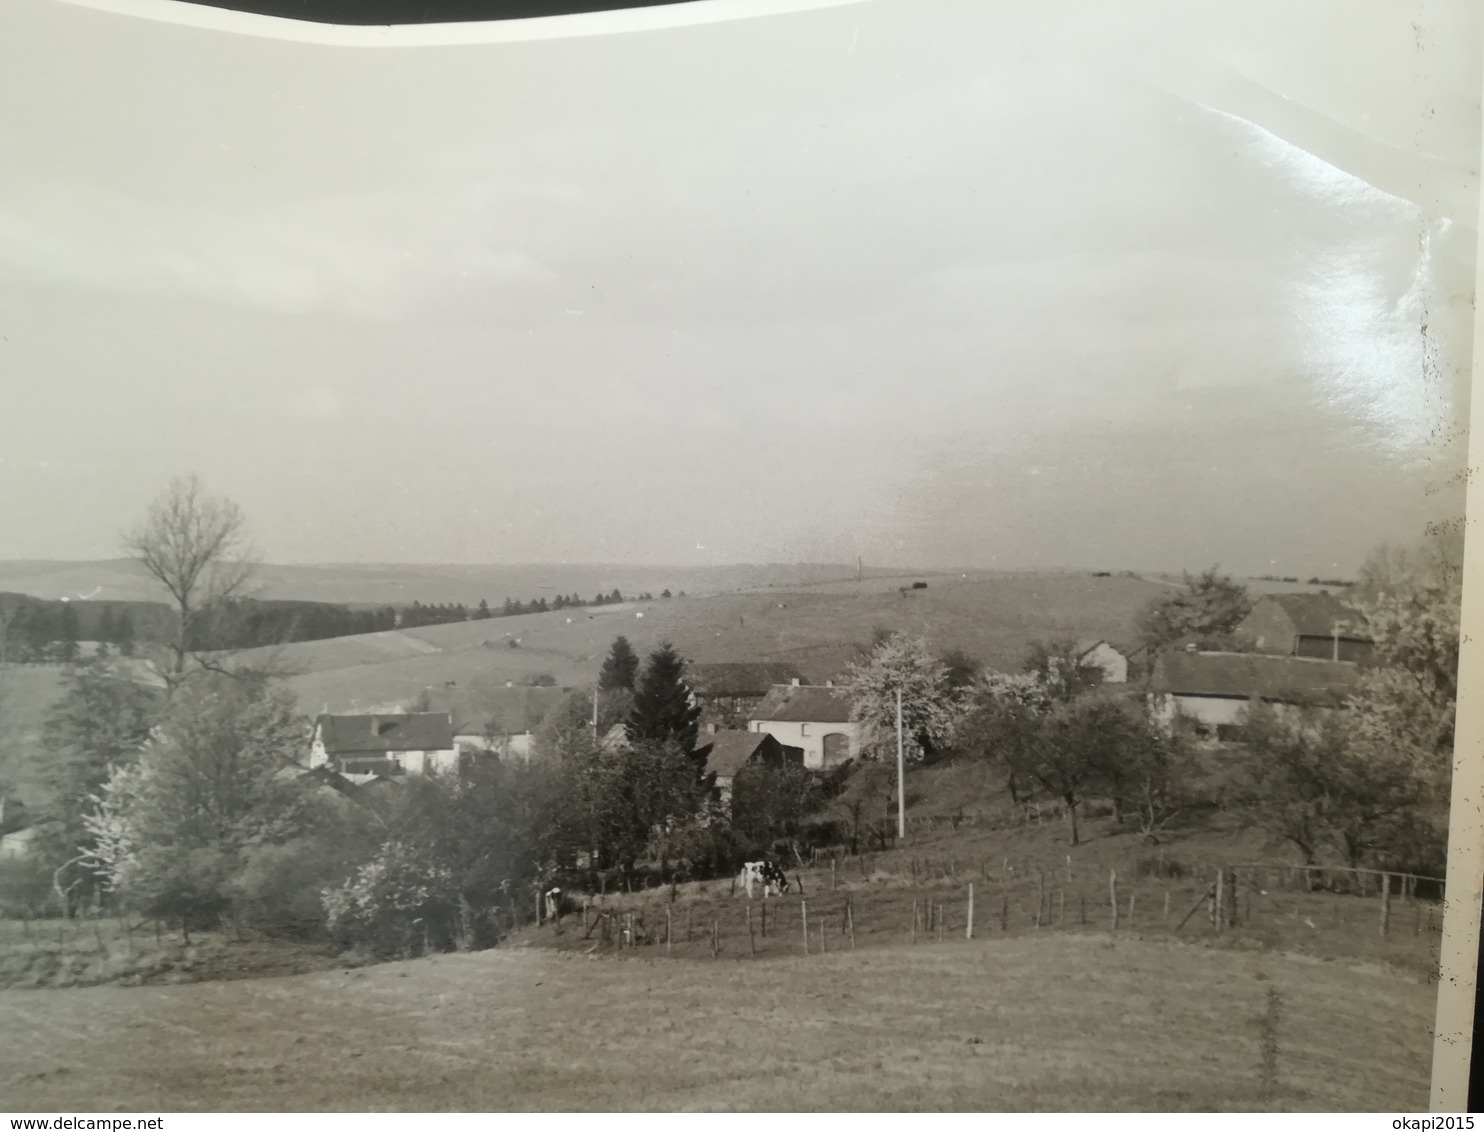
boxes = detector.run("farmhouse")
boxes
[423,684,570,764]
[699,728,804,808]
[1235,592,1374,663]
[1148,649,1362,742]
[686,662,806,726]
[747,682,861,770]
[1074,639,1129,684]
[310,711,457,782]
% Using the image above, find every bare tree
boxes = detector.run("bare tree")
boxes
[124,476,256,683]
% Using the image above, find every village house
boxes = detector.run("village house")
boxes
[420,683,570,764]
[686,662,807,727]
[1235,592,1374,663]
[747,681,861,770]
[698,727,805,808]
[309,711,458,783]
[1148,648,1362,743]
[1074,639,1130,684]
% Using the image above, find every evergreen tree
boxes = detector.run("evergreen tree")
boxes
[57,602,80,663]
[599,635,641,691]
[625,642,701,760]
[116,610,137,657]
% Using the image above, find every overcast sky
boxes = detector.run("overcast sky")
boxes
[0,0,1477,575]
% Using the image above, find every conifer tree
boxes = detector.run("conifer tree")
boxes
[625,642,701,761]
[599,635,640,691]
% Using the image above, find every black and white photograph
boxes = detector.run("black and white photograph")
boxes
[0,0,1479,1114]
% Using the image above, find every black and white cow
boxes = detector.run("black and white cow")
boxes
[739,860,790,898]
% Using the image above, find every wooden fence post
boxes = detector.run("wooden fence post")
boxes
[686,907,693,943]
[967,883,975,940]
[1380,875,1392,937]
[666,907,673,953]
[1057,888,1065,927]
[937,904,945,943]
[1214,870,1225,933]
[912,899,919,944]
[1079,894,1086,926]
[1000,895,1008,932]
[1066,854,1073,883]
[761,898,768,938]
[847,900,857,950]
[712,919,719,958]
[747,905,756,954]
[1109,869,1119,932]
[820,915,827,953]
[801,901,810,955]
[831,858,837,892]
[1163,891,1171,923]
[1036,870,1046,929]
[1228,870,1238,928]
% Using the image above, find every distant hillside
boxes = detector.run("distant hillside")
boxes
[0,560,920,606]
[271,572,1170,714]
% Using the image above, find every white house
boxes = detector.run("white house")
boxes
[310,712,458,783]
[746,681,861,770]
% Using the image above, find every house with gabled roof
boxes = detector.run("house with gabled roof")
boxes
[1148,648,1362,743]
[1235,592,1373,663]
[698,727,804,808]
[309,711,457,783]
[747,681,860,770]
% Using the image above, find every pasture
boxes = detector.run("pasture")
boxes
[0,931,1435,1111]
[267,571,1173,712]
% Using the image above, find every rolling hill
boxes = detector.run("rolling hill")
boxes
[258,571,1171,713]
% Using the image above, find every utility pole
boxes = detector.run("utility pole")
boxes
[896,687,906,841]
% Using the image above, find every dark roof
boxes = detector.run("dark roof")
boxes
[315,712,454,754]
[1151,650,1362,705]
[701,731,776,778]
[749,684,854,724]
[688,662,806,698]
[424,685,571,735]
[1253,593,1370,639]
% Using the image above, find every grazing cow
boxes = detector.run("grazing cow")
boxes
[739,860,790,898]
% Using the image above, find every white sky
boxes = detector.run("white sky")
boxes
[0,0,1477,575]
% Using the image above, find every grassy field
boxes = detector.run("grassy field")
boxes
[266,571,1173,712]
[0,931,1435,1111]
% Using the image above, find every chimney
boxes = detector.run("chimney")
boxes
[791,677,801,686]
[708,722,718,734]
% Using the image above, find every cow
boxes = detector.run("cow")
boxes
[739,860,790,898]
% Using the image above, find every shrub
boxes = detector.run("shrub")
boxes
[322,841,458,958]
[230,838,353,939]
[0,855,57,918]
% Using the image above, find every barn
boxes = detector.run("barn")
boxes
[699,728,805,808]
[1235,592,1374,663]
[1148,649,1362,743]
